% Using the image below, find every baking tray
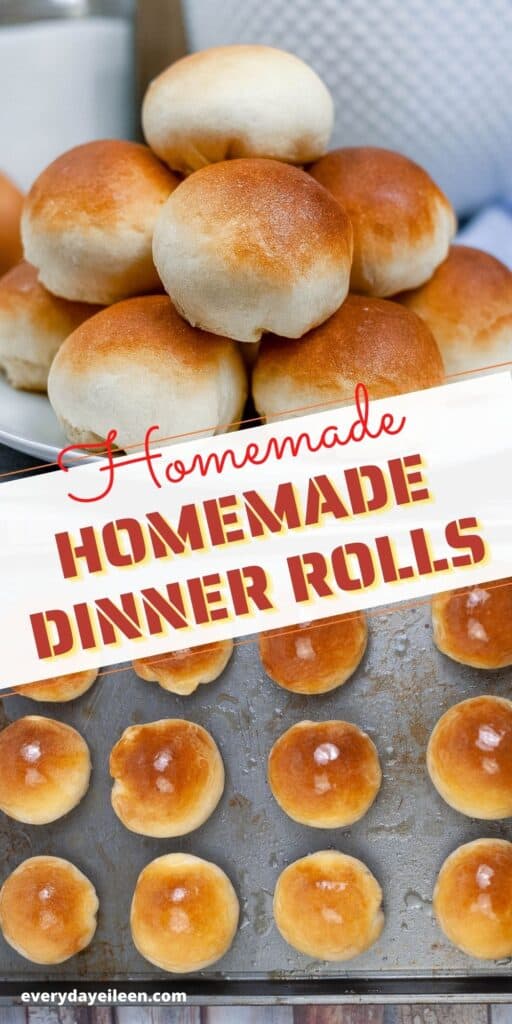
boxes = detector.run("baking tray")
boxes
[1,601,512,1003]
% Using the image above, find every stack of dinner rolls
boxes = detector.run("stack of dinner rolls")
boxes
[1,43,512,974]
[0,43,509,450]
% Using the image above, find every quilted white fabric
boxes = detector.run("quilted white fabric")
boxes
[183,0,512,215]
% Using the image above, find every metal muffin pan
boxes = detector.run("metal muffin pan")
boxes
[0,601,511,994]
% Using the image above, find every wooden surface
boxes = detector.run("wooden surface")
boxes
[0,1004,509,1022]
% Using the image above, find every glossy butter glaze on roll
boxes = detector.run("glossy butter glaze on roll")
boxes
[153,158,353,343]
[259,613,367,694]
[273,850,384,961]
[0,856,98,965]
[434,839,512,959]
[110,719,224,837]
[427,696,512,819]
[432,578,512,669]
[0,716,91,824]
[13,669,99,703]
[269,720,381,827]
[131,853,239,972]
[133,639,233,696]
[253,294,444,422]
[397,246,512,377]
[309,146,456,296]
[0,172,23,276]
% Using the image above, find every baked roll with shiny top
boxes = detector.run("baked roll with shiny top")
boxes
[432,578,512,669]
[0,171,23,276]
[253,294,445,422]
[273,850,384,961]
[0,716,91,824]
[427,696,512,819]
[434,838,512,959]
[259,613,368,694]
[131,853,239,973]
[309,146,456,296]
[133,639,233,696]
[269,720,381,827]
[13,669,98,703]
[110,719,224,837]
[0,856,98,964]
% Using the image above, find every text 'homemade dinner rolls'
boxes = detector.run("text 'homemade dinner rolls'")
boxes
[427,696,512,819]
[397,245,512,376]
[142,45,334,176]
[153,158,353,344]
[0,716,91,825]
[133,640,233,696]
[0,856,98,965]
[131,853,239,973]
[0,262,100,392]
[309,146,456,297]
[432,578,512,670]
[48,295,247,451]
[13,669,99,703]
[22,140,179,305]
[0,171,23,276]
[259,613,368,695]
[434,839,512,959]
[274,850,384,961]
[110,719,224,838]
[254,294,445,421]
[269,720,381,827]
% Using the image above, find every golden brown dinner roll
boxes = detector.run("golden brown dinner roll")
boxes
[309,146,456,296]
[0,716,91,825]
[133,640,233,696]
[13,669,98,703]
[143,45,333,176]
[427,696,512,819]
[153,158,353,343]
[397,246,512,376]
[0,172,23,276]
[274,850,383,960]
[22,140,179,304]
[110,719,224,837]
[269,720,381,827]
[432,578,512,670]
[0,856,98,964]
[0,262,101,391]
[434,839,512,959]
[48,295,247,451]
[253,294,445,420]
[131,852,239,972]
[259,613,368,694]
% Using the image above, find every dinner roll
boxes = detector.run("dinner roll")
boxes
[0,172,23,276]
[269,720,381,827]
[131,852,239,972]
[397,246,512,376]
[13,669,98,703]
[432,578,512,670]
[274,851,383,960]
[259,613,368,694]
[110,719,224,837]
[133,640,233,696]
[22,140,179,304]
[153,158,353,343]
[48,295,247,452]
[0,716,91,825]
[253,295,445,421]
[309,146,456,296]
[0,262,100,392]
[434,839,512,959]
[142,45,333,175]
[427,696,512,819]
[0,856,98,964]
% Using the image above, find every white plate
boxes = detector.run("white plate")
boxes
[0,374,67,463]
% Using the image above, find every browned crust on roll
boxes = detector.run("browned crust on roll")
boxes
[259,613,368,694]
[0,172,23,276]
[432,578,512,670]
[133,640,233,696]
[434,839,512,959]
